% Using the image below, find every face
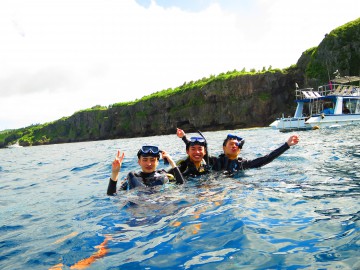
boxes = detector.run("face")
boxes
[138,156,159,173]
[186,145,206,164]
[223,139,241,159]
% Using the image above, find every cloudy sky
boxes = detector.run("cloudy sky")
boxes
[0,0,359,131]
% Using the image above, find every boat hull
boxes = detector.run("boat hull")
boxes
[305,114,360,128]
[271,117,312,132]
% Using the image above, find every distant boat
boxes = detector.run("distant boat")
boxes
[270,75,360,132]
[269,86,318,132]
[6,141,23,148]
[305,76,360,129]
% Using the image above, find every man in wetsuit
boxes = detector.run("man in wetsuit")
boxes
[211,133,299,174]
[168,133,210,177]
[107,146,184,195]
[176,128,299,175]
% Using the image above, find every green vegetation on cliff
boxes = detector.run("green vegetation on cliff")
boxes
[305,18,360,82]
[0,68,283,147]
[112,67,278,107]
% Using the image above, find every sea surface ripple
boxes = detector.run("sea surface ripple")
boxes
[1,126,359,270]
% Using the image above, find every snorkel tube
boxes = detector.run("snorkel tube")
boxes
[197,130,210,168]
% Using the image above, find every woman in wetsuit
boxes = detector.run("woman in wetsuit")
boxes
[107,145,184,195]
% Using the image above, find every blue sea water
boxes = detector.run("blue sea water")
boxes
[1,127,360,270]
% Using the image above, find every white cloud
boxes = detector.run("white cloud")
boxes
[0,0,359,130]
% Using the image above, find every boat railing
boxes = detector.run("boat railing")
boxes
[318,83,360,96]
[295,88,316,100]
[294,88,323,116]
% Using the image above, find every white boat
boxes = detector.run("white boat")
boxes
[270,76,360,131]
[305,76,360,129]
[269,87,320,132]
[6,141,23,148]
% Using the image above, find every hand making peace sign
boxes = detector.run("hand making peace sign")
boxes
[111,150,125,181]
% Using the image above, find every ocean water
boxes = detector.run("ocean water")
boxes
[1,126,359,270]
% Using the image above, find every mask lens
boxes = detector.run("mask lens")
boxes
[187,137,206,147]
[141,145,159,154]
[189,137,206,143]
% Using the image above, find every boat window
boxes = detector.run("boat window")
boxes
[355,100,360,114]
[321,101,335,114]
[344,99,357,114]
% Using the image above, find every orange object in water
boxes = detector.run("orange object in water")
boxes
[172,221,182,227]
[192,224,202,234]
[69,236,112,269]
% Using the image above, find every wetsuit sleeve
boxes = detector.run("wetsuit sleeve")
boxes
[172,166,185,184]
[182,136,190,145]
[107,177,128,195]
[240,143,290,170]
[107,178,117,196]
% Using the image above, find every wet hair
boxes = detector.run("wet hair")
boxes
[137,152,160,160]
[223,138,230,147]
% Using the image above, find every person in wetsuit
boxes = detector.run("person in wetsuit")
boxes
[168,131,210,177]
[211,133,299,175]
[107,145,184,195]
[176,128,299,175]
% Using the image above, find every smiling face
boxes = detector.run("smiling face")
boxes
[138,156,159,173]
[223,139,241,160]
[186,144,206,166]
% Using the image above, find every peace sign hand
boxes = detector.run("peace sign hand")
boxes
[111,150,125,181]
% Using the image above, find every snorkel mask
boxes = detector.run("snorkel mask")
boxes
[137,145,169,164]
[223,134,245,149]
[137,145,161,159]
[186,136,207,149]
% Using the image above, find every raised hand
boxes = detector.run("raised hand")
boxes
[161,150,176,168]
[287,135,300,146]
[111,150,125,181]
[176,128,185,138]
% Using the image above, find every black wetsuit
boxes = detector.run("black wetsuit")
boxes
[107,168,184,196]
[179,135,290,175]
[210,143,290,174]
[168,157,210,178]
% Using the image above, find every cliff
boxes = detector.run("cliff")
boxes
[1,17,359,148]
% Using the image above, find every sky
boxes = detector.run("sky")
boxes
[0,0,359,131]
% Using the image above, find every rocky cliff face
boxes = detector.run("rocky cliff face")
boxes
[32,70,302,145]
[297,17,360,85]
